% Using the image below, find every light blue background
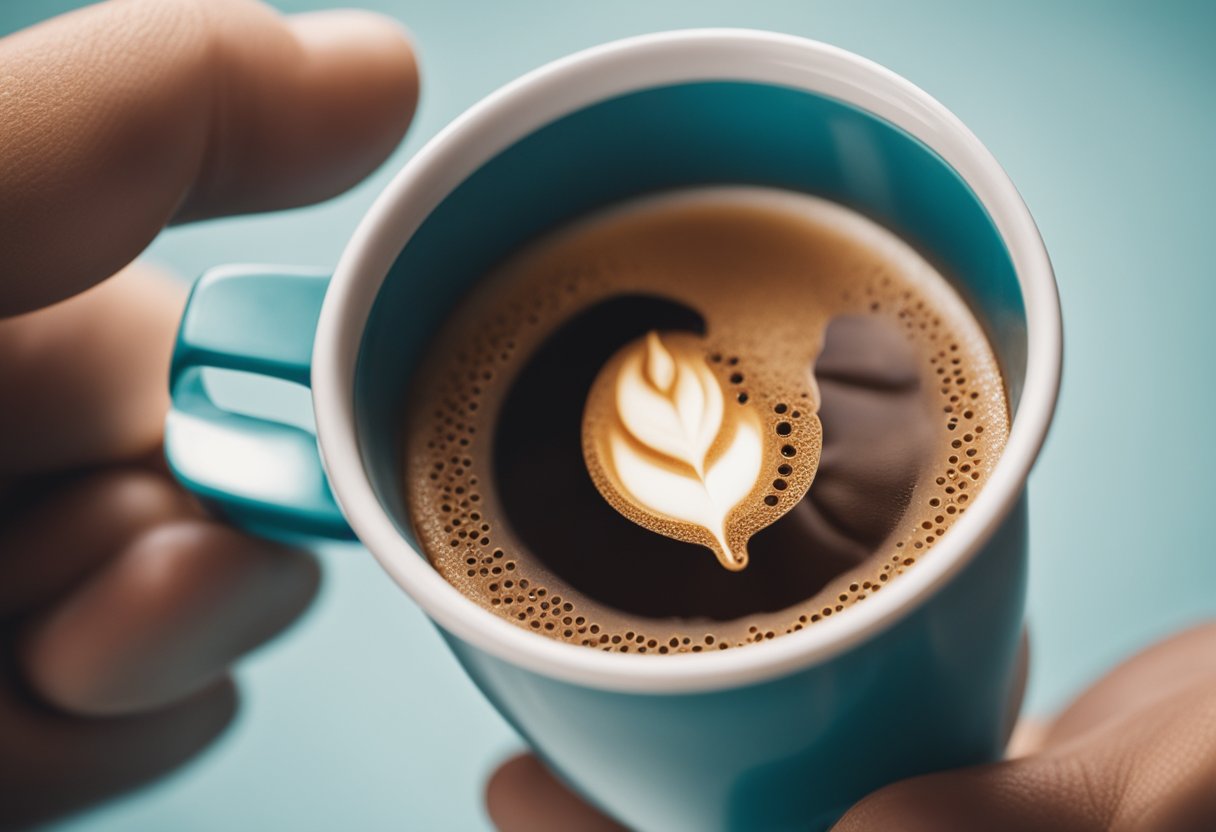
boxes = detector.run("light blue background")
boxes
[4,1,1214,829]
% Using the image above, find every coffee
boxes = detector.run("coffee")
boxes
[403,188,1008,652]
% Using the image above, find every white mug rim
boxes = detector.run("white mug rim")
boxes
[312,28,1061,694]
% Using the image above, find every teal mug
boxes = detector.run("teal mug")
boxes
[166,29,1061,832]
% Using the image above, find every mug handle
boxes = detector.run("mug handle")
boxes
[165,265,354,540]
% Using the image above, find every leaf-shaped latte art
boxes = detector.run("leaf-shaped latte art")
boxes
[583,331,765,570]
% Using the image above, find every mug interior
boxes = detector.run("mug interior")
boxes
[355,80,1025,546]
[313,30,1059,692]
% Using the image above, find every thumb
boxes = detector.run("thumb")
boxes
[833,622,1216,832]
[0,0,418,316]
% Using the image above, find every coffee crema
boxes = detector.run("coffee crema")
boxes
[404,188,1009,652]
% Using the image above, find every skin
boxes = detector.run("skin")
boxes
[0,0,417,827]
[3,3,1212,830]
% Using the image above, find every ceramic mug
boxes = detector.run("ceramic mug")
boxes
[165,29,1061,832]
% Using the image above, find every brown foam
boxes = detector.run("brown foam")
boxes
[403,187,1009,652]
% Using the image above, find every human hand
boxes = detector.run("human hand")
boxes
[0,1,417,827]
[486,620,1216,831]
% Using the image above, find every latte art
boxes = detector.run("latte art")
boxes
[583,330,817,570]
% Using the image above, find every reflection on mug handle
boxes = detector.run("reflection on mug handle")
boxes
[165,265,353,540]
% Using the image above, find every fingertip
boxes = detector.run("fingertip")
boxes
[289,8,420,89]
[285,9,420,168]
[19,522,321,716]
[0,0,425,308]
[174,6,423,220]
[485,753,626,832]
[484,753,533,830]
[288,8,420,67]
[0,468,197,616]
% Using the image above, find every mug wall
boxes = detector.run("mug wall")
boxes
[353,80,1026,540]
[449,497,1027,832]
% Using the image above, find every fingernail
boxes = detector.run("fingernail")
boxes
[288,9,417,59]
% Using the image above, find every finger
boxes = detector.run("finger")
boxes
[833,683,1216,832]
[1045,620,1216,746]
[0,666,236,830]
[0,0,419,316]
[830,757,1096,832]
[0,468,198,618]
[0,262,182,476]
[486,753,628,832]
[18,521,319,716]
[833,622,1216,832]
